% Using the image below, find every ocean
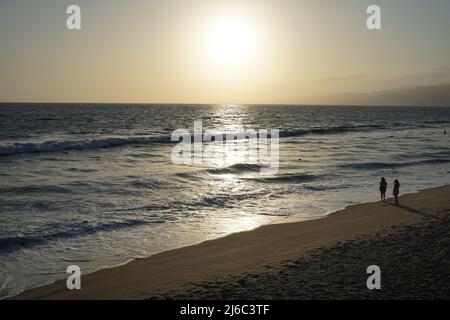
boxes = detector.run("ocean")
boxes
[0,103,449,298]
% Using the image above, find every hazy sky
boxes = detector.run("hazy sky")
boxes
[1,0,450,104]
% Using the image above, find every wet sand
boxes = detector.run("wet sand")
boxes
[14,186,450,299]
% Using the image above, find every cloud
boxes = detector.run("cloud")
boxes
[313,74,368,82]
[427,66,450,82]
[402,66,450,85]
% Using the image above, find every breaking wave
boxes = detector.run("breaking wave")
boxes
[0,124,387,157]
[0,136,173,156]
[249,173,318,183]
[0,219,162,253]
[340,158,450,170]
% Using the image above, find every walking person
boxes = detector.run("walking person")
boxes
[393,179,400,206]
[379,177,387,201]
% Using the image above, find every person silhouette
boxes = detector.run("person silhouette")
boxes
[379,177,387,201]
[393,179,400,206]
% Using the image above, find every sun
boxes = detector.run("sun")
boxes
[203,15,260,70]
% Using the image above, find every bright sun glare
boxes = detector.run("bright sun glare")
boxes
[204,15,260,70]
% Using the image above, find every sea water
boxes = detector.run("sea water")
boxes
[0,104,449,298]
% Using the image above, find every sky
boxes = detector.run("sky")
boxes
[1,0,450,104]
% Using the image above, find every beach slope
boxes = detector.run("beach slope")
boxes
[15,186,450,299]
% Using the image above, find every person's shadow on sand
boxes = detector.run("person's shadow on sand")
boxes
[391,202,445,221]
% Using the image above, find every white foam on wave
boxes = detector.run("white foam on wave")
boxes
[0,136,173,156]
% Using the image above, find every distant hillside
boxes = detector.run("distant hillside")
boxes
[309,84,450,107]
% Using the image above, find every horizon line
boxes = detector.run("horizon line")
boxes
[1,101,450,108]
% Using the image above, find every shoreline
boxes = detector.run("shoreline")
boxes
[14,185,450,299]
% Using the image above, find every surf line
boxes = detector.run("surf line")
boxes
[171,120,280,175]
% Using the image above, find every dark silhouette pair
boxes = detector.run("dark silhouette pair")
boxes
[379,177,401,205]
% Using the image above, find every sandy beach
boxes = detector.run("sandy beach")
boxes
[14,185,450,300]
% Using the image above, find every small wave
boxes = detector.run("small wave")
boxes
[37,117,58,121]
[129,179,168,189]
[249,173,318,184]
[304,184,353,191]
[175,164,267,180]
[178,166,319,183]
[423,119,450,125]
[65,167,98,173]
[196,190,269,208]
[340,158,450,170]
[207,163,265,174]
[279,124,384,138]
[0,185,72,194]
[118,203,173,212]
[0,219,161,253]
